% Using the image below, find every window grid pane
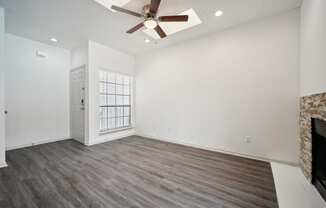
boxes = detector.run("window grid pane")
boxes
[99,71,132,132]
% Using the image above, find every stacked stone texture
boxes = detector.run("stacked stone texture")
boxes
[300,93,326,181]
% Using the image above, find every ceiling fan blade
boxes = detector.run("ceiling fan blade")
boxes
[154,25,167,38]
[127,22,144,33]
[111,5,143,18]
[150,0,161,15]
[159,15,189,22]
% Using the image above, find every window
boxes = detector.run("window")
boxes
[99,70,132,132]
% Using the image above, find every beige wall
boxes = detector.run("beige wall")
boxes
[135,10,300,164]
[4,34,71,150]
[300,0,326,96]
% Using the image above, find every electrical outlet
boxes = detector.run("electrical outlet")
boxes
[244,136,252,144]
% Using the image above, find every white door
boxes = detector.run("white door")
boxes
[0,8,6,166]
[70,66,85,144]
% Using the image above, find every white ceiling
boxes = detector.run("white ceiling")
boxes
[0,0,302,55]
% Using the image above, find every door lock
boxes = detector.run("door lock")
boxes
[4,110,8,115]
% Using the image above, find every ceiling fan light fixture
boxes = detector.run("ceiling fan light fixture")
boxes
[144,19,158,29]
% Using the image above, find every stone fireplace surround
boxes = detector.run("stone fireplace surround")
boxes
[300,92,326,181]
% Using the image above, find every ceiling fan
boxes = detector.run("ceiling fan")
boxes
[111,0,189,39]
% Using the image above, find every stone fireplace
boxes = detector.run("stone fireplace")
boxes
[311,118,326,200]
[300,93,326,181]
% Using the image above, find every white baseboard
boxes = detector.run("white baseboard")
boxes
[137,133,299,166]
[0,162,8,168]
[86,129,136,146]
[6,137,71,151]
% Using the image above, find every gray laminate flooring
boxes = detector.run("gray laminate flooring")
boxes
[0,136,278,208]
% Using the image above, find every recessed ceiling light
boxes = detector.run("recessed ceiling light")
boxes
[144,38,151,43]
[49,38,58,42]
[215,10,224,17]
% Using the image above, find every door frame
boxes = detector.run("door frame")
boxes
[70,65,86,144]
[0,8,7,168]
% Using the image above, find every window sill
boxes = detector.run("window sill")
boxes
[98,127,133,136]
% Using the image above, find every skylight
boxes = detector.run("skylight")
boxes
[93,0,131,12]
[143,8,202,40]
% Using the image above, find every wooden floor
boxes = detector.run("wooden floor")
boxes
[0,136,278,208]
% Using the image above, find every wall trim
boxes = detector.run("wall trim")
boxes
[0,162,8,168]
[5,133,298,167]
[137,133,299,167]
[86,129,136,146]
[6,137,71,151]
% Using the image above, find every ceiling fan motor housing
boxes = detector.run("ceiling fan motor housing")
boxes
[143,5,155,19]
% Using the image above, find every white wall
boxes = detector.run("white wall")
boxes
[71,46,88,69]
[136,10,300,164]
[4,34,71,149]
[86,40,135,145]
[0,8,6,167]
[300,0,326,96]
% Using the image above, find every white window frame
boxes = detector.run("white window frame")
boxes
[98,70,133,133]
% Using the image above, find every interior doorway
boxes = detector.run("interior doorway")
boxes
[70,66,86,144]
